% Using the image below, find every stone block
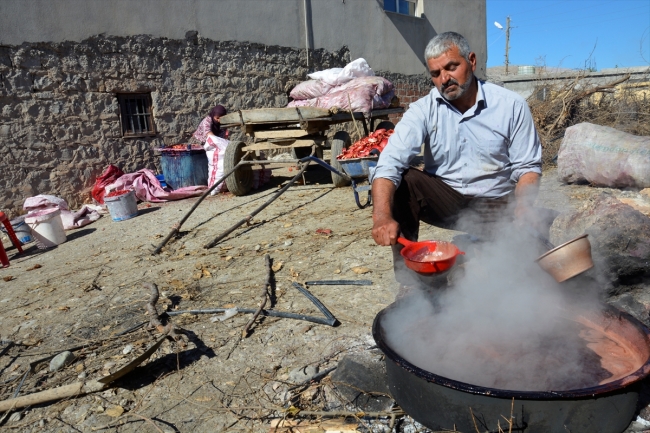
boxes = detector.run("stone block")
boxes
[41,54,61,69]
[330,350,394,412]
[6,70,32,91]
[0,125,10,138]
[34,91,55,100]
[14,49,43,69]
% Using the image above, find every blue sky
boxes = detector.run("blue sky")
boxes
[486,0,650,71]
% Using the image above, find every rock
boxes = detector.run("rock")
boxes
[122,344,133,354]
[105,405,124,417]
[558,122,650,188]
[330,350,394,412]
[284,240,293,246]
[289,365,318,383]
[618,197,650,217]
[625,416,650,432]
[49,351,76,372]
[609,285,650,326]
[550,194,650,290]
[78,372,87,379]
[8,412,21,422]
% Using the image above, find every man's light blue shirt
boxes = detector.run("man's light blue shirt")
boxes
[370,79,542,198]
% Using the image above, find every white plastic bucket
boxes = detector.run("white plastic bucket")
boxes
[25,208,67,249]
[104,190,139,222]
[0,216,32,244]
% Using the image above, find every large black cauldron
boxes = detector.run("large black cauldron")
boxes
[372,304,650,433]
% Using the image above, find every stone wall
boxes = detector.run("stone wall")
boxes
[0,34,350,216]
[379,72,432,125]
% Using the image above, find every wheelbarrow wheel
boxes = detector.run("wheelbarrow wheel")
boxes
[330,131,351,187]
[224,141,253,196]
[374,120,395,131]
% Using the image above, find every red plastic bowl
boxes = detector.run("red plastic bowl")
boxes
[398,237,465,275]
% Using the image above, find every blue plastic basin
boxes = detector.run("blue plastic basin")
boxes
[157,148,208,190]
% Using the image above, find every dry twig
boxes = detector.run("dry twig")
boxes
[142,282,185,343]
[528,68,648,165]
[469,407,480,433]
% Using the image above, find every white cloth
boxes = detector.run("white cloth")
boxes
[307,58,374,86]
[23,195,102,230]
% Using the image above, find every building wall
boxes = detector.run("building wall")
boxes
[0,0,487,77]
[495,67,650,100]
[0,37,349,215]
[0,0,487,216]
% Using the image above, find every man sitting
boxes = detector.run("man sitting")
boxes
[370,32,542,290]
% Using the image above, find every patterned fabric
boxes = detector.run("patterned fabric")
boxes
[193,116,212,142]
[193,117,228,143]
[204,133,230,195]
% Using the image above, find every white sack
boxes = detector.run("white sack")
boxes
[289,80,334,100]
[204,133,230,195]
[307,58,374,86]
[557,122,650,188]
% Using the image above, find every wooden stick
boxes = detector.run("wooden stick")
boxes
[346,93,363,141]
[241,254,272,338]
[152,155,251,255]
[0,335,167,412]
[142,282,185,342]
[0,381,106,412]
[469,407,480,433]
[204,159,312,249]
[509,397,515,433]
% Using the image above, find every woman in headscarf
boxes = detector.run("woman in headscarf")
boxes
[193,105,229,142]
[193,105,230,194]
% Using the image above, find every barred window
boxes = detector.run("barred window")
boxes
[118,93,156,137]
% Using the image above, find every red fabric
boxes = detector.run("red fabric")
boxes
[92,165,125,204]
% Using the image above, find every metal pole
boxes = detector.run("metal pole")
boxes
[505,16,511,75]
[303,0,311,67]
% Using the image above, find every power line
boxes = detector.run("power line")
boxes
[488,32,505,49]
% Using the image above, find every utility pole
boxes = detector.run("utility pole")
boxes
[504,16,511,75]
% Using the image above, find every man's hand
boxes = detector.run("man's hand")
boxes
[372,213,400,246]
[371,178,399,246]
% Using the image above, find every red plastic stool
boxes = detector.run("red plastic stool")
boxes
[0,239,8,267]
[0,211,23,256]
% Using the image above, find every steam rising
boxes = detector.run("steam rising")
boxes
[383,209,622,391]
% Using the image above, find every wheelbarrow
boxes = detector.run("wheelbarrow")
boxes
[300,155,377,209]
[338,155,379,209]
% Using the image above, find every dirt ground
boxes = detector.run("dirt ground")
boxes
[0,160,648,433]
